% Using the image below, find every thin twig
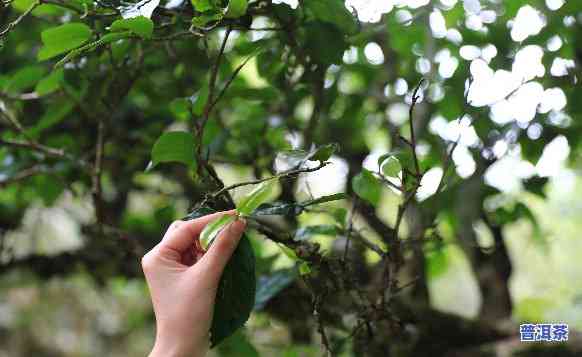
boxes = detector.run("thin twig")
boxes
[0,138,88,168]
[343,199,358,261]
[435,76,474,194]
[210,161,329,200]
[0,165,47,187]
[209,53,257,109]
[351,230,384,257]
[313,293,333,357]
[408,79,425,176]
[198,26,232,141]
[380,79,426,306]
[195,27,234,204]
[0,0,40,39]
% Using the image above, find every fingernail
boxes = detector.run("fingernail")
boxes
[231,219,246,235]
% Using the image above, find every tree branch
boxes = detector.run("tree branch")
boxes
[0,138,89,168]
[210,161,329,200]
[0,165,48,187]
[0,0,39,39]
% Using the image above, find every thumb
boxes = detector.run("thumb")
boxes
[196,218,246,280]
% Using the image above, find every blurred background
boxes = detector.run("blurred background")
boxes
[1,0,582,356]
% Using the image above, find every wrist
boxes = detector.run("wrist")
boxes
[149,326,209,357]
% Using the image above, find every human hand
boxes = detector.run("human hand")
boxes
[141,210,247,357]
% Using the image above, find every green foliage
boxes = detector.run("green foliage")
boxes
[4,65,46,94]
[150,131,197,169]
[310,143,339,162]
[192,0,216,12]
[34,68,64,96]
[225,0,248,19]
[304,22,348,64]
[199,214,237,248]
[38,23,92,60]
[251,193,346,217]
[192,10,224,28]
[184,207,256,347]
[237,180,277,216]
[110,16,154,39]
[305,0,358,35]
[352,169,382,206]
[380,156,402,178]
[192,84,210,116]
[217,330,259,357]
[210,231,255,347]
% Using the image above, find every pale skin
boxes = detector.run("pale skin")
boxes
[141,210,246,357]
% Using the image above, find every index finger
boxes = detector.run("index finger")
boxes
[160,210,236,253]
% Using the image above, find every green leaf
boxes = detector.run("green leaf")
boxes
[199,214,237,249]
[192,9,223,28]
[302,193,347,206]
[38,23,92,61]
[225,0,248,18]
[304,22,348,65]
[192,84,209,116]
[150,131,196,169]
[278,243,299,261]
[426,247,449,278]
[192,0,215,12]
[252,202,304,217]
[254,268,298,310]
[237,180,276,216]
[310,143,339,162]
[352,169,382,206]
[380,150,413,172]
[170,97,192,121]
[110,16,154,39]
[251,193,346,217]
[26,101,74,138]
[522,176,548,198]
[332,208,348,227]
[192,210,255,348]
[34,69,64,96]
[33,174,65,205]
[54,31,132,69]
[217,330,259,357]
[211,232,255,347]
[298,261,311,275]
[5,66,46,94]
[305,0,358,34]
[12,0,63,16]
[380,156,402,178]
